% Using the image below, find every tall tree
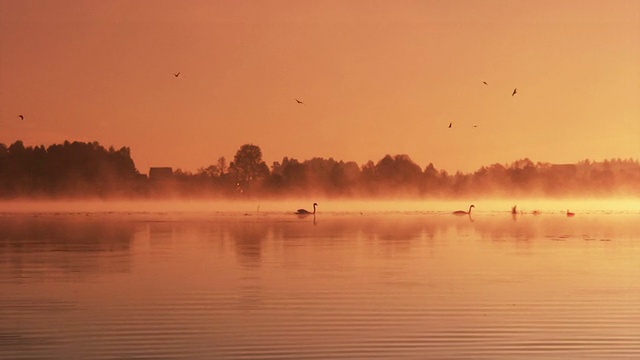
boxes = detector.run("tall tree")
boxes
[229,144,269,192]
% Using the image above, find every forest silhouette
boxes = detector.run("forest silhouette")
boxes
[1,140,638,199]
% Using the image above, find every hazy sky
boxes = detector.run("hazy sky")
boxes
[1,0,639,174]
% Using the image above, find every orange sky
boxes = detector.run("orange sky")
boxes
[1,0,639,174]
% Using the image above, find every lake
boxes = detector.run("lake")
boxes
[1,202,639,359]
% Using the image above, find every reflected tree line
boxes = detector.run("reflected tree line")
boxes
[0,216,134,278]
[1,140,639,198]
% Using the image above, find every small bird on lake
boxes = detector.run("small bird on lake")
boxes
[448,122,452,128]
[174,72,180,77]
[566,210,575,217]
[512,88,518,96]
[295,99,304,104]
[483,81,488,85]
[18,115,24,120]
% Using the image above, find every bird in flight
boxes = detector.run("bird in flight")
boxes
[483,81,488,85]
[448,122,452,128]
[18,115,24,120]
[295,99,304,104]
[174,72,181,77]
[512,88,518,96]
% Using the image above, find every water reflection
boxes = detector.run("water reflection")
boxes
[471,214,640,243]
[0,212,638,360]
[148,222,174,244]
[228,222,270,268]
[0,215,135,282]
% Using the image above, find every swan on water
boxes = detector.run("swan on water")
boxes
[296,203,317,215]
[453,205,474,215]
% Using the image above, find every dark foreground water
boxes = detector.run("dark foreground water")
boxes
[0,209,639,359]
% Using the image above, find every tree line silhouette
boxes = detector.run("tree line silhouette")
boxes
[0,141,139,197]
[1,140,638,198]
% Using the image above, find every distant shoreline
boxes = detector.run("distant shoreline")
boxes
[2,140,639,199]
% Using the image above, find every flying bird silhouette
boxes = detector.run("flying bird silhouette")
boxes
[512,88,517,96]
[18,115,24,120]
[448,122,452,128]
[173,72,180,77]
[295,99,304,104]
[483,81,488,85]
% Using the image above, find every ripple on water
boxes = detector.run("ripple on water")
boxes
[0,213,639,359]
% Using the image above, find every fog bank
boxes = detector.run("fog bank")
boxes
[1,197,637,215]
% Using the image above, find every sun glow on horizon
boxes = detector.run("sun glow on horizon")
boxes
[0,0,638,175]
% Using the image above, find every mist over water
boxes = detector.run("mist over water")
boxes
[1,204,639,359]
[0,197,638,215]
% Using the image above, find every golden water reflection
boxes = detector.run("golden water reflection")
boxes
[0,212,638,359]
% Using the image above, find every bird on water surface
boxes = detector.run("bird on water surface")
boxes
[295,99,304,104]
[512,88,518,96]
[296,203,317,215]
[566,210,575,217]
[18,115,24,120]
[453,205,475,215]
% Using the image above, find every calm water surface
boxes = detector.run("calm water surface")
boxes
[1,209,639,359]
